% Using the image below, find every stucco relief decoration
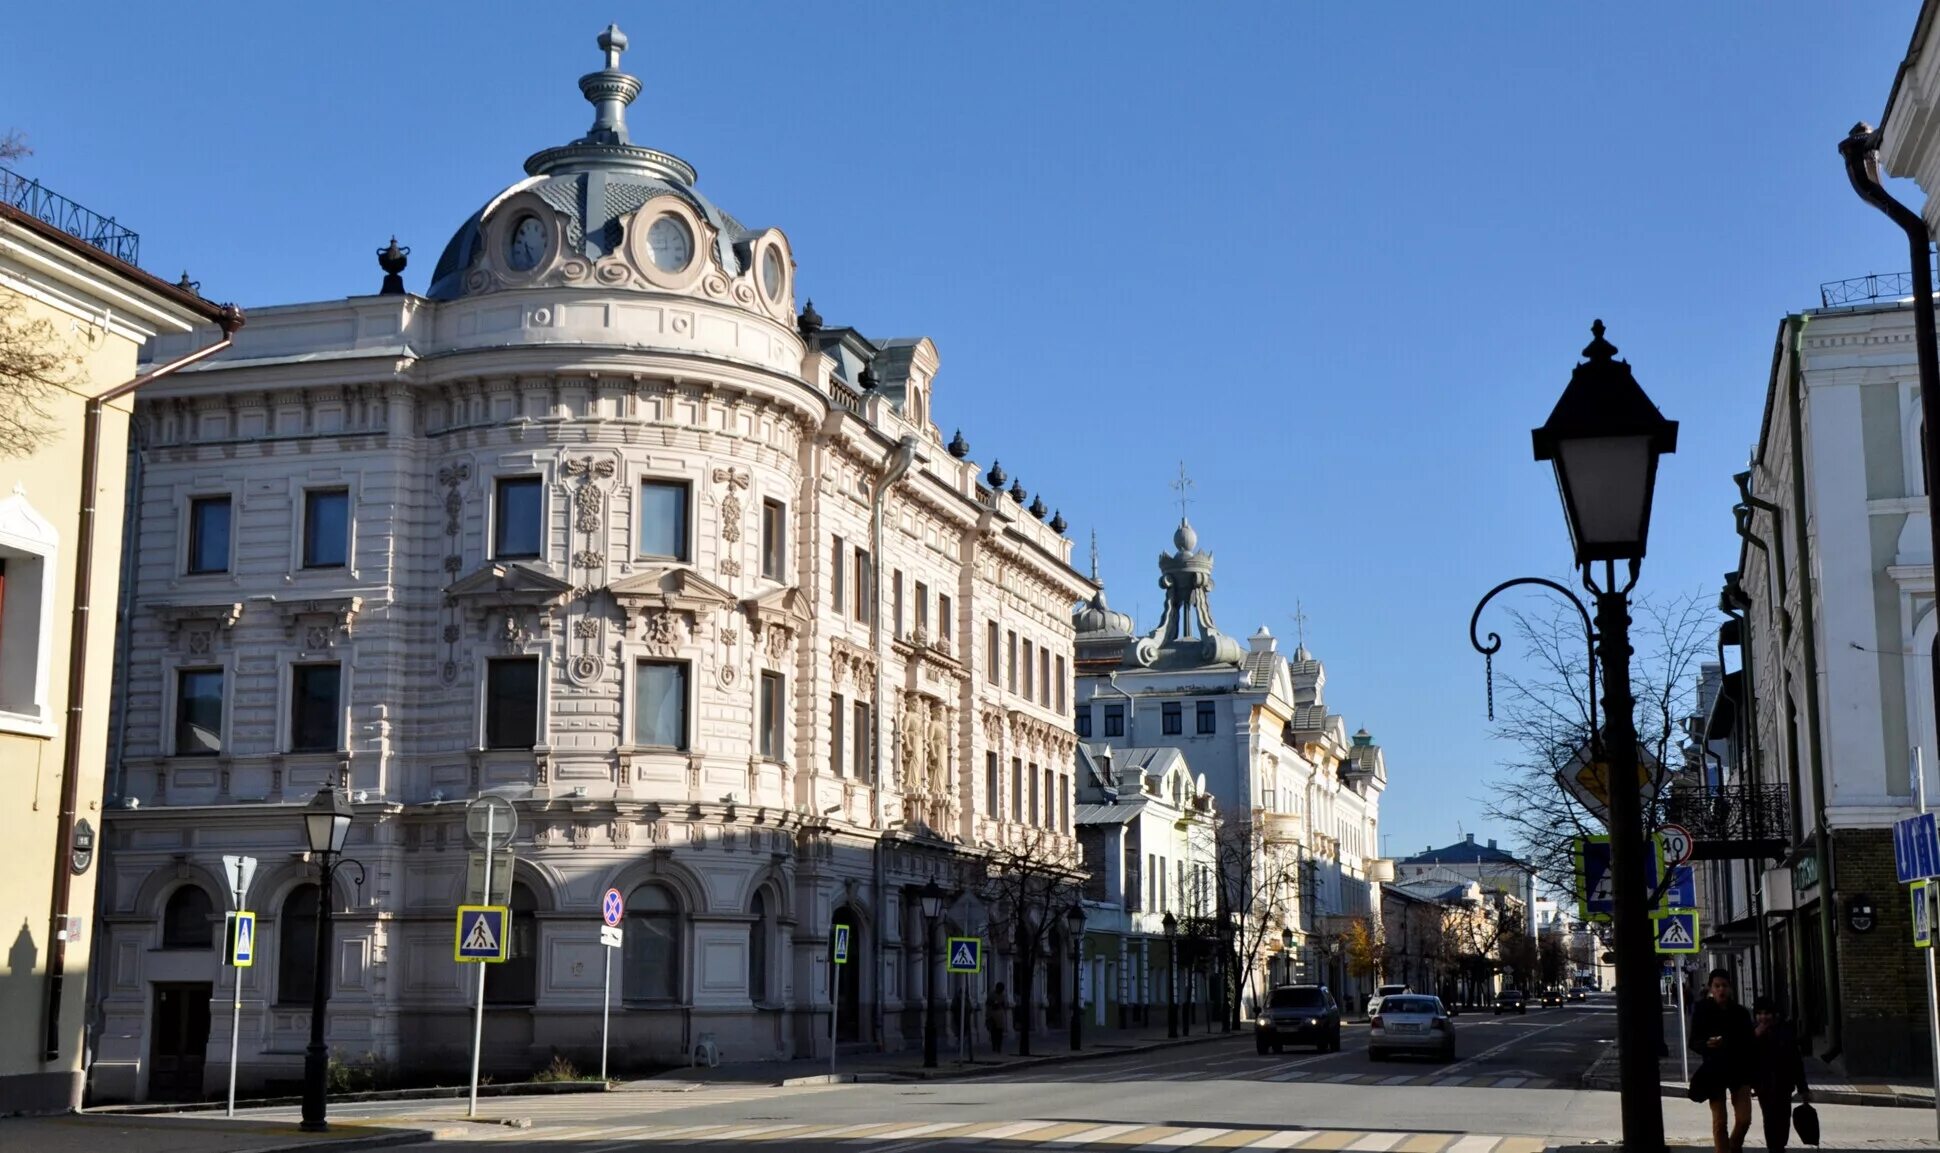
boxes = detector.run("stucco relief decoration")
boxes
[713,467,750,544]
[305,625,333,651]
[573,619,600,640]
[926,703,950,798]
[611,819,632,848]
[186,628,213,656]
[562,456,617,535]
[502,611,530,651]
[898,694,927,795]
[643,610,685,655]
[439,461,472,683]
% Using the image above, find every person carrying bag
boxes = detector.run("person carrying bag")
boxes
[1750,995,1815,1148]
[1690,969,1755,1153]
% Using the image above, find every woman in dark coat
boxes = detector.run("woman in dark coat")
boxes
[1691,968,1755,1153]
[1750,996,1810,1151]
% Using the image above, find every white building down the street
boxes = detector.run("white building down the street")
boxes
[88,26,1093,1101]
[1070,523,1387,1009]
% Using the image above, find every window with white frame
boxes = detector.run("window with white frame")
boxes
[289,663,342,753]
[174,668,224,756]
[634,660,689,750]
[758,671,785,760]
[187,495,230,574]
[494,477,542,559]
[302,488,350,569]
[639,478,689,561]
[760,498,785,580]
[485,657,540,749]
[0,491,57,732]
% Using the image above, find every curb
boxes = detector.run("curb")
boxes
[855,1029,1241,1083]
[87,1079,610,1116]
[246,1128,462,1153]
[1577,1053,1932,1110]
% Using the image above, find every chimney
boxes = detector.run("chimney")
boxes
[1488,839,1497,850]
[1466,833,1476,843]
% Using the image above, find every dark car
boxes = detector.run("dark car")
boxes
[1256,984,1342,1054]
[1567,986,1586,1003]
[1539,989,1564,1007]
[1494,989,1527,1015]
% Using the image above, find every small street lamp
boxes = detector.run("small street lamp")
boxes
[1281,926,1294,988]
[300,783,356,1133]
[1472,320,1676,1153]
[1066,904,1086,1051]
[1162,911,1179,1038]
[919,881,944,1069]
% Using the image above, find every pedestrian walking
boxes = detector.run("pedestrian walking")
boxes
[986,982,1010,1054]
[1750,995,1811,1151]
[1690,968,1756,1153]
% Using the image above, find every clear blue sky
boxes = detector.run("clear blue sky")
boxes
[3,2,1924,865]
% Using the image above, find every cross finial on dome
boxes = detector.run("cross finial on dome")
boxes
[599,23,628,68]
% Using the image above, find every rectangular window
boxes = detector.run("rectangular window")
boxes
[986,752,1000,819]
[1060,774,1069,833]
[1007,631,1018,692]
[1159,855,1168,911]
[986,621,1000,683]
[853,550,871,622]
[1044,767,1055,828]
[494,477,542,559]
[302,489,350,569]
[937,594,951,651]
[853,701,872,780]
[915,581,929,638]
[1104,704,1125,737]
[1028,763,1039,826]
[1055,656,1065,713]
[633,660,689,750]
[1039,649,1051,707]
[638,479,690,561]
[759,671,785,760]
[1012,757,1023,819]
[1162,702,1182,735]
[1196,700,1217,734]
[289,663,342,753]
[1075,707,1092,738]
[1022,639,1034,700]
[760,498,785,580]
[174,668,224,756]
[484,657,540,749]
[831,693,845,776]
[1148,853,1157,913]
[893,570,905,639]
[187,496,231,574]
[832,537,846,610]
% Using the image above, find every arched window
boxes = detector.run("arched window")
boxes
[278,884,319,1006]
[623,883,681,1003]
[749,889,771,1004]
[485,882,539,1005]
[162,885,215,950]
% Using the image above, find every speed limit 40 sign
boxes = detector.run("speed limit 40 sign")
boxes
[1660,823,1694,868]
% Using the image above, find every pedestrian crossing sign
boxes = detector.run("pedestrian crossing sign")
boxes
[455,904,509,962]
[1653,910,1699,954]
[946,936,982,974]
[226,911,256,968]
[832,923,851,965]
[1915,879,1932,949]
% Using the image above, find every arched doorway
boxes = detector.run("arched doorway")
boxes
[832,906,864,1042]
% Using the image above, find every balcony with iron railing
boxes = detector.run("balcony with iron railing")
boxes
[0,164,140,266]
[1658,780,1791,861]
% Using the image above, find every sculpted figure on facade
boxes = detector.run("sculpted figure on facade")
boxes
[898,694,927,792]
[926,700,950,796]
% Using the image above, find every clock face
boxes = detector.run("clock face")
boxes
[761,246,786,302]
[647,215,694,273]
[507,216,546,271]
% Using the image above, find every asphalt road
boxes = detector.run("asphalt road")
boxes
[235,999,1940,1150]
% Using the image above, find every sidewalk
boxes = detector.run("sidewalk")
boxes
[1579,1045,1935,1110]
[0,1112,445,1153]
[648,1019,1241,1085]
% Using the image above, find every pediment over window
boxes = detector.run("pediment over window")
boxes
[153,601,244,637]
[608,565,737,627]
[445,562,574,610]
[275,595,364,638]
[740,586,810,629]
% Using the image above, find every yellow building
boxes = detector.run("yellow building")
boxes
[0,182,235,1113]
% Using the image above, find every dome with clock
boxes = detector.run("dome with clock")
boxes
[426,24,794,321]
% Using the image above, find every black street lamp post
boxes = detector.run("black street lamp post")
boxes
[1066,904,1085,1051]
[1471,321,1676,1153]
[920,881,944,1069]
[299,784,355,1133]
[1281,926,1294,988]
[1163,911,1178,1038]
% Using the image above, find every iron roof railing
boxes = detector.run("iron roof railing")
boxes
[0,164,140,266]
[1819,250,1939,308]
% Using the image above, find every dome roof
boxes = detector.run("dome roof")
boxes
[1074,586,1134,637]
[425,25,774,304]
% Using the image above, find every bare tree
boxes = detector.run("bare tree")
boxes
[0,132,77,459]
[1202,817,1301,1029]
[1538,927,1570,989]
[1477,591,1712,910]
[973,827,1084,1057]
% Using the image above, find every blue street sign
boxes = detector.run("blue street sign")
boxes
[455,905,509,963]
[1662,864,1696,911]
[832,923,851,965]
[1895,812,1940,883]
[227,911,256,968]
[1654,911,1700,954]
[1576,836,1664,920]
[602,887,625,928]
[946,937,982,974]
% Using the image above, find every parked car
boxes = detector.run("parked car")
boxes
[1255,984,1342,1054]
[1368,994,1456,1062]
[1494,989,1527,1015]
[1366,983,1410,1018]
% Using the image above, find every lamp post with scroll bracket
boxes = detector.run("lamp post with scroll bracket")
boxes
[299,783,366,1133]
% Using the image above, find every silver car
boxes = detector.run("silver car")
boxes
[1367,994,1455,1062]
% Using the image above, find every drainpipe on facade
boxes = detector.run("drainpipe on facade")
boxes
[1719,585,1775,1000]
[43,310,243,1068]
[869,434,919,1048]
[1101,671,1136,745]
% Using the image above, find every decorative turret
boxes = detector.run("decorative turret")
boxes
[377,237,409,295]
[948,429,969,459]
[798,299,823,334]
[1129,518,1245,668]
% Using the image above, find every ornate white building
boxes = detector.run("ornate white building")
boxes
[90,26,1090,1101]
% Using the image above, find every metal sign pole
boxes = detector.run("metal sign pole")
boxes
[829,951,840,1080]
[1675,963,1688,1084]
[1917,748,1940,1145]
[601,943,612,1083]
[468,806,493,1119]
[226,855,248,1119]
